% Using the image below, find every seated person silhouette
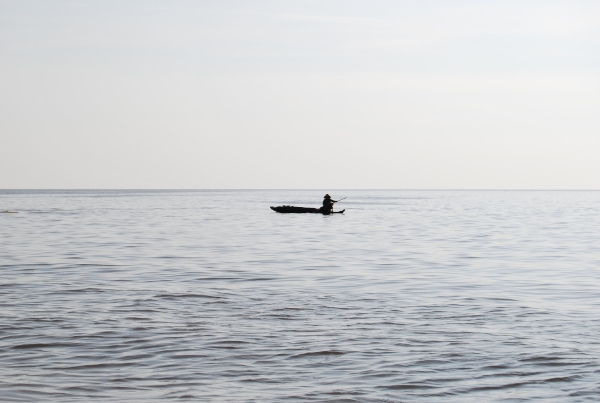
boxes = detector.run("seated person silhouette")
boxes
[321,194,337,214]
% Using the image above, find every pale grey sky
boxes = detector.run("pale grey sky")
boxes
[1,0,599,188]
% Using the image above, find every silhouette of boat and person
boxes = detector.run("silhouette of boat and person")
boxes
[270,194,345,215]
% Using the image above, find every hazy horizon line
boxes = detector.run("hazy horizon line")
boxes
[2,189,600,192]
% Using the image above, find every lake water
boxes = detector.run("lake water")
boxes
[1,190,600,402]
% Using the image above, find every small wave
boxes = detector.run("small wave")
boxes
[63,362,137,370]
[51,288,105,294]
[382,383,436,390]
[520,355,562,362]
[289,350,345,359]
[466,381,533,391]
[0,391,32,402]
[544,375,580,383]
[155,293,223,299]
[11,342,81,350]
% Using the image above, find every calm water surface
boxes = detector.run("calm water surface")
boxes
[1,190,600,402]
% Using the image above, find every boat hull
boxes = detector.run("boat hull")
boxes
[270,206,344,215]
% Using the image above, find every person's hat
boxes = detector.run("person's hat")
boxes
[324,194,331,198]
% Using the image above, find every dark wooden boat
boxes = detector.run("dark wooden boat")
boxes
[270,206,345,215]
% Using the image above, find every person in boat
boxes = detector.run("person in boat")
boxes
[321,194,337,214]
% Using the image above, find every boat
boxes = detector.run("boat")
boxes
[270,206,345,215]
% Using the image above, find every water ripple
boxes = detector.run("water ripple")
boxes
[1,190,600,402]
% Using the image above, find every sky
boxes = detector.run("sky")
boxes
[1,0,599,189]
